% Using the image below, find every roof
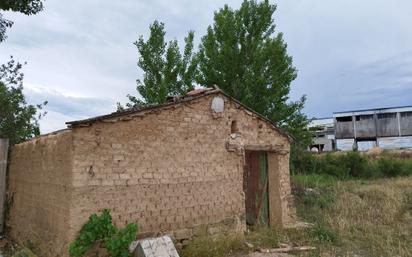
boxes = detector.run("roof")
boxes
[66,86,292,141]
[309,118,334,128]
[333,105,412,116]
[312,117,333,120]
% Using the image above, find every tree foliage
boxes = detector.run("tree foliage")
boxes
[129,0,311,146]
[0,14,12,42]
[0,0,44,42]
[197,0,310,145]
[0,56,47,145]
[127,20,198,107]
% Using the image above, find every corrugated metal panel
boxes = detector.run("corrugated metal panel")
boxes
[357,141,377,151]
[327,135,335,140]
[378,136,412,149]
[337,139,355,151]
[333,106,412,117]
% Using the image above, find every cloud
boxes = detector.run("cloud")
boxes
[345,51,412,105]
[1,0,412,123]
[276,0,412,117]
[36,110,78,134]
[24,84,116,133]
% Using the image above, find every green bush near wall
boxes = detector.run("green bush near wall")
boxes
[69,209,137,257]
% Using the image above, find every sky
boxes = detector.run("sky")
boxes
[1,0,412,133]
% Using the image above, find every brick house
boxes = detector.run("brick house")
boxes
[7,87,295,257]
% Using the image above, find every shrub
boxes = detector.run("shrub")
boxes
[343,151,368,177]
[105,224,138,257]
[321,154,350,178]
[69,209,137,257]
[292,151,412,179]
[291,148,318,175]
[373,157,412,177]
[400,159,412,176]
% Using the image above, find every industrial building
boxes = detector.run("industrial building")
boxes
[308,118,335,152]
[333,106,412,151]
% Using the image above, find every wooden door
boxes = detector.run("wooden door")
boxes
[244,151,269,226]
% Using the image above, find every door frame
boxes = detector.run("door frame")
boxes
[243,150,269,226]
[243,148,286,228]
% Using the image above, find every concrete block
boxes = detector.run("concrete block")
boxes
[130,235,179,257]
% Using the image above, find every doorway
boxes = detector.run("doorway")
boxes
[244,151,269,226]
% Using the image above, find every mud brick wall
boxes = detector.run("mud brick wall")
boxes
[68,93,292,241]
[8,130,73,257]
[7,92,294,257]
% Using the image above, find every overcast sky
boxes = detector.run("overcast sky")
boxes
[1,0,412,133]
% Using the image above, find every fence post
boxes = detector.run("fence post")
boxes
[0,138,9,234]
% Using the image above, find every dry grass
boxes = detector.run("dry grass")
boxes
[293,176,412,257]
[179,226,282,257]
[179,233,246,257]
[327,178,412,257]
[180,176,412,257]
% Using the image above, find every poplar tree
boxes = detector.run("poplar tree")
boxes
[127,21,198,106]
[196,0,310,144]
[130,1,311,145]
